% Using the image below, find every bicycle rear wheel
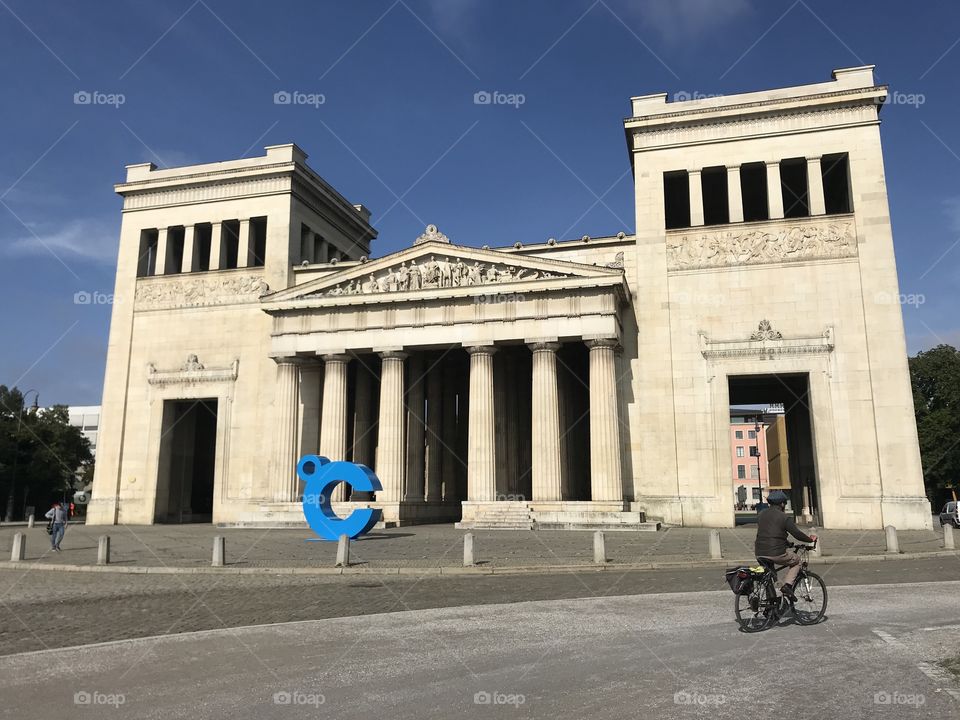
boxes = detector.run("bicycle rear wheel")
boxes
[734,580,776,632]
[792,570,827,625]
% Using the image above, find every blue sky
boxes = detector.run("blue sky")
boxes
[1,0,958,406]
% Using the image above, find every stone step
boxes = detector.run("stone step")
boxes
[534,521,661,532]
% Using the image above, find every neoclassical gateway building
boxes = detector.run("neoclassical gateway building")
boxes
[88,66,931,531]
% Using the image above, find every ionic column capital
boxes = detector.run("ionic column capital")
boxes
[272,355,308,366]
[320,353,352,364]
[585,337,619,351]
[379,350,408,361]
[526,341,561,353]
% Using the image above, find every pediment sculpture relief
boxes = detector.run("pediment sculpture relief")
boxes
[321,255,571,296]
[667,221,856,271]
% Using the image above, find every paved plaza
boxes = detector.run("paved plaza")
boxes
[0,523,952,571]
[2,576,959,719]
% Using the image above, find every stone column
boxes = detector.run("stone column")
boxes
[502,353,520,496]
[404,353,426,501]
[425,360,444,502]
[271,358,301,502]
[376,351,407,503]
[154,227,169,275]
[529,342,562,502]
[319,353,350,501]
[351,361,376,466]
[237,218,251,268]
[806,156,826,216]
[587,339,623,502]
[494,354,509,498]
[766,160,784,219]
[180,225,197,273]
[441,358,459,501]
[350,359,377,500]
[726,165,743,223]
[209,221,224,271]
[688,169,704,226]
[466,345,497,502]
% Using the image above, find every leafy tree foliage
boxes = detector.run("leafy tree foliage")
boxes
[0,386,93,521]
[909,345,960,495]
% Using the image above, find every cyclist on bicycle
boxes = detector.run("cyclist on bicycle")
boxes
[755,490,817,600]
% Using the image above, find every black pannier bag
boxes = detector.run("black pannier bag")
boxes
[724,566,754,594]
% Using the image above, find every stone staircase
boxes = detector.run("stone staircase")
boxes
[455,503,534,530]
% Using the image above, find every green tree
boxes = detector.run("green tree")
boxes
[909,345,960,495]
[0,386,93,521]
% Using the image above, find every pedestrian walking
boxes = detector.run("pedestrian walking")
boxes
[44,501,67,552]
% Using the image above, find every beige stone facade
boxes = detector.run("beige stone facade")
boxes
[88,66,931,531]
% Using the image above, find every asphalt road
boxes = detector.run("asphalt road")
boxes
[1,577,959,719]
[1,556,958,656]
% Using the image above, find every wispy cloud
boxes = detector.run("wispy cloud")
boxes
[944,197,960,233]
[424,0,482,37]
[624,0,753,44]
[3,217,119,264]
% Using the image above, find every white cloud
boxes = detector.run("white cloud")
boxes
[424,0,482,37]
[3,217,119,264]
[626,0,753,43]
[944,197,960,233]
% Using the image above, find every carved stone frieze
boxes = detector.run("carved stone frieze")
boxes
[666,218,856,271]
[135,273,270,310]
[413,223,450,245]
[316,255,571,297]
[147,354,239,385]
[700,323,834,361]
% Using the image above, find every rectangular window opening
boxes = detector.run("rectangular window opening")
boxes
[194,223,212,272]
[822,152,852,214]
[663,170,690,230]
[137,229,159,277]
[165,226,185,274]
[740,162,768,222]
[250,217,267,267]
[701,166,729,226]
[780,158,809,219]
[222,220,240,269]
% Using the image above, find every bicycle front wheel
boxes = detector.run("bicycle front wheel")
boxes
[734,580,776,633]
[793,570,827,625]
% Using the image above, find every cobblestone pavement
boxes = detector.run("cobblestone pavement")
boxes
[0,522,950,569]
[1,555,957,657]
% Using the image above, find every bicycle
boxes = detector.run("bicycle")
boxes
[733,541,827,632]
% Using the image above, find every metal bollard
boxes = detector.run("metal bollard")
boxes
[212,536,225,567]
[884,525,899,554]
[97,535,111,565]
[944,524,955,551]
[593,531,607,564]
[11,532,25,562]
[27,514,34,529]
[335,534,350,567]
[463,532,475,567]
[708,529,722,559]
[810,531,822,557]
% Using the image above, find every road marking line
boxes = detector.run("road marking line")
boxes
[917,662,960,702]
[871,628,902,646]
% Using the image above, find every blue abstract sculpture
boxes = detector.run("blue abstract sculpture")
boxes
[298,455,383,541]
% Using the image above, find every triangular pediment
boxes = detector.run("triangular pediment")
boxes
[263,239,624,305]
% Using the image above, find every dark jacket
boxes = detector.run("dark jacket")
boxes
[755,507,813,557]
